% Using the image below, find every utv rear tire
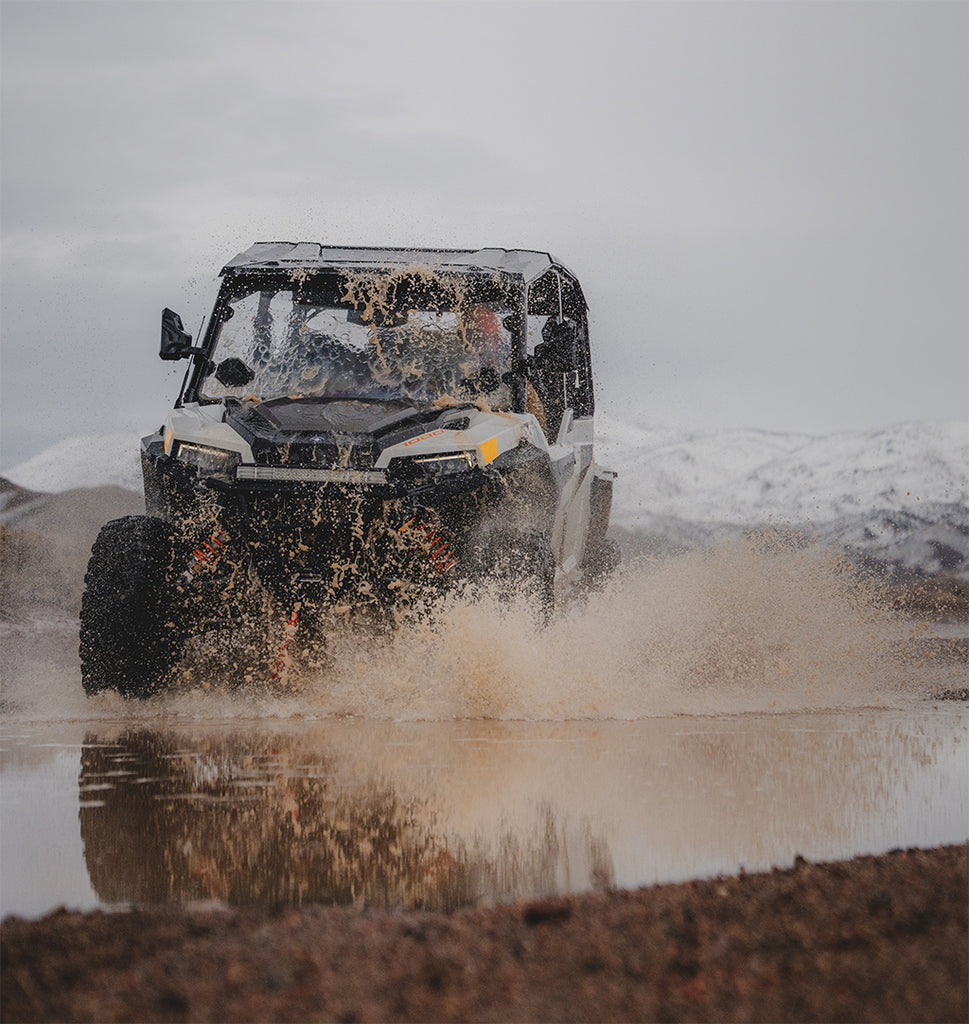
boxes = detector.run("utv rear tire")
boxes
[80,516,186,698]
[582,537,621,591]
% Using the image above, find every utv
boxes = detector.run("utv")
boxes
[80,243,618,697]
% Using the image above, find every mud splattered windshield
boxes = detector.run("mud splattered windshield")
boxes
[200,268,520,409]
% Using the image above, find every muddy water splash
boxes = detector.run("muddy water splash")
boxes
[60,538,947,724]
[1,536,958,723]
[3,536,965,916]
[337,263,514,409]
[280,540,912,720]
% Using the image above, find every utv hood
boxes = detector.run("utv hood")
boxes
[222,397,476,471]
[235,398,421,439]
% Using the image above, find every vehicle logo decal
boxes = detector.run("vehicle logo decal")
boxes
[402,429,445,447]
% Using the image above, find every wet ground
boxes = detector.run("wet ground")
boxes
[2,706,966,919]
[1,541,967,921]
[5,844,966,1023]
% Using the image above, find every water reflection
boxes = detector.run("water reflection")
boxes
[76,713,967,911]
[79,726,610,911]
[81,729,482,910]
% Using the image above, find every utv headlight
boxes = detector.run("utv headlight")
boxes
[174,442,241,476]
[412,452,476,476]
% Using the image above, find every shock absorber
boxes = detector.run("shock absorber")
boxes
[182,527,231,581]
[398,518,458,574]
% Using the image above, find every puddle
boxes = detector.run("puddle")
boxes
[2,546,966,918]
[2,710,966,918]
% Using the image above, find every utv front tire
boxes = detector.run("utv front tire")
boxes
[80,516,186,698]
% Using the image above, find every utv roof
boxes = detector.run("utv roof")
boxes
[222,242,565,286]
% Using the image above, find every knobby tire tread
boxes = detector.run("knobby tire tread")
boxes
[79,516,185,698]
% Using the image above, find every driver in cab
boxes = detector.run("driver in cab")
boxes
[459,304,547,436]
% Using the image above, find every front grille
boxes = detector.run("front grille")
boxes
[252,440,379,470]
[237,465,386,485]
[242,488,376,527]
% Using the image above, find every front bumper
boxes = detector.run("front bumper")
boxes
[141,441,501,605]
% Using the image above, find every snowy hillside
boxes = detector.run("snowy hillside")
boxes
[596,417,967,526]
[3,434,143,494]
[595,417,968,576]
[4,419,967,575]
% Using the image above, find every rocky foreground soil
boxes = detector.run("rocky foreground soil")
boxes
[2,844,966,1023]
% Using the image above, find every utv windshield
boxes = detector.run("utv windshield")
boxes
[199,268,522,409]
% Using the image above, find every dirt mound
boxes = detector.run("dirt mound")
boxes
[0,479,143,618]
[2,844,965,1023]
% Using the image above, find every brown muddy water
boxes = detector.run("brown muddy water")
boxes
[1,543,966,919]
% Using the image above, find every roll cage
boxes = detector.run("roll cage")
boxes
[170,244,596,436]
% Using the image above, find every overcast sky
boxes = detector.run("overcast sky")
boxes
[1,0,966,469]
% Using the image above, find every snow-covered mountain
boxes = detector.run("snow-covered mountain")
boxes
[3,434,143,495]
[595,417,968,576]
[3,419,967,576]
[596,417,967,525]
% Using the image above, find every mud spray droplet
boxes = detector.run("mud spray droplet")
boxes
[137,536,951,722]
[7,538,961,723]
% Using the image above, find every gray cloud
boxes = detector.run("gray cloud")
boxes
[1,0,966,468]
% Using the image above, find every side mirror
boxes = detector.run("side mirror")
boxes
[160,308,193,361]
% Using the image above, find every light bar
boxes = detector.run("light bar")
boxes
[413,452,475,469]
[236,466,386,485]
